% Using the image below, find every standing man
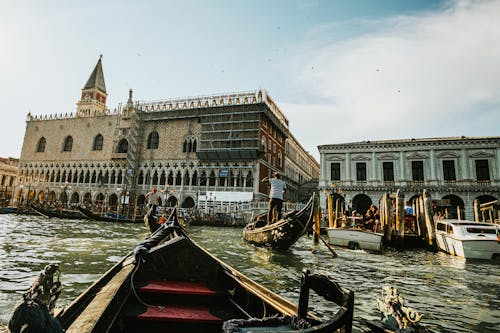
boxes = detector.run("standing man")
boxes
[145,187,161,213]
[262,172,286,224]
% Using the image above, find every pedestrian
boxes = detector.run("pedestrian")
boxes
[261,171,286,224]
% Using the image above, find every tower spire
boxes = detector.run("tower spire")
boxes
[77,55,108,117]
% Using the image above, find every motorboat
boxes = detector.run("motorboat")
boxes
[435,219,500,260]
[327,225,383,252]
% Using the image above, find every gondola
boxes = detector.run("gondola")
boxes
[54,213,354,333]
[242,193,316,250]
[0,206,35,215]
[30,203,88,220]
[77,206,144,223]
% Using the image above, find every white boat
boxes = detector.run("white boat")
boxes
[327,227,384,252]
[435,219,500,260]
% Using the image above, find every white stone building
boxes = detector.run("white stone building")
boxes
[318,137,500,220]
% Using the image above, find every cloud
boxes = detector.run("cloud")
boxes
[285,0,500,160]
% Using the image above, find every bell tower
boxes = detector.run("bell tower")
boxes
[77,55,108,117]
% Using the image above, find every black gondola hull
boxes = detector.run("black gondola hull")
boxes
[242,194,316,251]
[55,219,353,333]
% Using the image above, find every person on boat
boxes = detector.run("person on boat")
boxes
[261,171,286,224]
[158,211,168,224]
[340,210,349,228]
[145,187,161,213]
[404,201,414,216]
[364,205,378,230]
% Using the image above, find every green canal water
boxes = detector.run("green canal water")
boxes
[0,214,499,332]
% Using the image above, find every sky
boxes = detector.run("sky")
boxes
[1,0,499,161]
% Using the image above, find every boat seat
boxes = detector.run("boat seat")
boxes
[139,280,218,297]
[131,304,223,323]
[127,280,226,324]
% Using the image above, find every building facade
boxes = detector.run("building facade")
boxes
[17,57,318,212]
[318,137,500,220]
[285,133,319,202]
[0,157,19,206]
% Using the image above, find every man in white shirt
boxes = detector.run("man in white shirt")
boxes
[262,172,286,224]
[145,187,161,212]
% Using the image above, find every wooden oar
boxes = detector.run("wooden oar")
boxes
[313,228,338,258]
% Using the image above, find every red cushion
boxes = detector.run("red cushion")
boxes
[139,280,217,296]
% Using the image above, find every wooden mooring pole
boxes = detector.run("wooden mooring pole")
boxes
[423,189,437,252]
[395,189,405,250]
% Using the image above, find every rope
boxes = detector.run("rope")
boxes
[129,258,164,309]
[130,209,181,309]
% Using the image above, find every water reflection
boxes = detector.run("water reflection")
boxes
[0,217,498,333]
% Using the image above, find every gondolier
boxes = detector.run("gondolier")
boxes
[262,172,286,224]
[145,187,161,213]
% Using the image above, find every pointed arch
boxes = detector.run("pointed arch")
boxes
[137,171,144,185]
[191,171,198,186]
[117,170,123,184]
[63,136,73,152]
[147,131,159,149]
[209,171,216,186]
[36,137,46,152]
[117,139,128,153]
[93,134,104,150]
[167,171,174,186]
[246,171,253,187]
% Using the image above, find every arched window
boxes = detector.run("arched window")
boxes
[63,136,73,152]
[93,134,104,151]
[183,137,197,153]
[147,131,159,149]
[191,171,198,186]
[117,139,128,153]
[36,137,46,152]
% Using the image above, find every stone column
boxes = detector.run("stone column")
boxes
[321,152,328,181]
[399,151,405,181]
[461,149,469,180]
[370,152,376,181]
[429,149,436,181]
[345,152,351,181]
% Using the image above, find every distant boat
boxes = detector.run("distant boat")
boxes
[327,227,384,252]
[30,203,88,220]
[54,221,354,333]
[0,206,35,215]
[242,193,316,251]
[77,206,143,223]
[435,219,500,260]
